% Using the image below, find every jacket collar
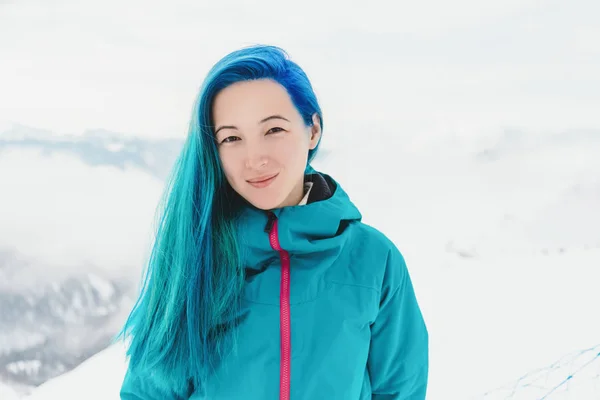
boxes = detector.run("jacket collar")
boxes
[304,172,332,204]
[236,171,362,269]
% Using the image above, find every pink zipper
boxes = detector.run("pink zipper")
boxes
[268,216,291,400]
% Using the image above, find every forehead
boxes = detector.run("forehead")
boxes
[212,79,298,123]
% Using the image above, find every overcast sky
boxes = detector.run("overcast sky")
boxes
[1,0,599,140]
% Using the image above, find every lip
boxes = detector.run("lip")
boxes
[247,173,279,188]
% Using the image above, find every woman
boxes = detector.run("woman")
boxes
[118,44,428,399]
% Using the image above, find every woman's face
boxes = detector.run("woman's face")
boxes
[212,79,321,210]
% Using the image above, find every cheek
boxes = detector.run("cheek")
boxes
[272,135,309,164]
[218,149,242,181]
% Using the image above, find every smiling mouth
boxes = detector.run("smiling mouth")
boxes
[247,173,279,188]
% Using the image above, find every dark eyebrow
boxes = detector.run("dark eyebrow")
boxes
[259,115,290,124]
[214,115,290,135]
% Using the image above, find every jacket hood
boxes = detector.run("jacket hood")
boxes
[236,171,362,270]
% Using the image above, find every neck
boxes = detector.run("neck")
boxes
[275,177,306,208]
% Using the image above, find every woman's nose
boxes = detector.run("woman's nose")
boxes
[244,146,269,170]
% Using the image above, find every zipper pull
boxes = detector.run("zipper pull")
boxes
[264,211,277,233]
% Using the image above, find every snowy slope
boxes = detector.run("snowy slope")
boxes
[0,381,20,400]
[480,344,600,399]
[428,248,600,399]
[23,343,129,400]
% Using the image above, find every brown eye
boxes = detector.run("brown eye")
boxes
[267,127,284,135]
[221,136,241,144]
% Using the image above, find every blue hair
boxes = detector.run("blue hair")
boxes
[115,44,324,395]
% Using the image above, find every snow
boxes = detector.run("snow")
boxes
[6,360,42,376]
[2,0,600,399]
[23,343,129,400]
[0,331,46,356]
[425,249,600,399]
[0,383,19,400]
[106,142,126,153]
[87,273,116,302]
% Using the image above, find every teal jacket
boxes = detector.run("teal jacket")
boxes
[121,173,428,399]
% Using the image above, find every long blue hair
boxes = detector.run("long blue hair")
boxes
[116,44,323,395]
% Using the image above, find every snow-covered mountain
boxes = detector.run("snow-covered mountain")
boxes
[0,124,177,396]
[0,124,183,180]
[0,248,133,394]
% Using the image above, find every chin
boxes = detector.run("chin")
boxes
[241,190,288,211]
[246,197,283,211]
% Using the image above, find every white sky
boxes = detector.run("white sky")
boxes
[1,0,599,139]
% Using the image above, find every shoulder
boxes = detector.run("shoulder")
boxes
[347,221,404,261]
[350,221,399,251]
[341,221,408,292]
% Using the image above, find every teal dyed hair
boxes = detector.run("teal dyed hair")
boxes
[115,44,324,395]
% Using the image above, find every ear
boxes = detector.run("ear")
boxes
[308,113,322,150]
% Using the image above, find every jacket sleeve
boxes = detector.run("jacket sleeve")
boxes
[368,246,429,399]
[120,365,192,400]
